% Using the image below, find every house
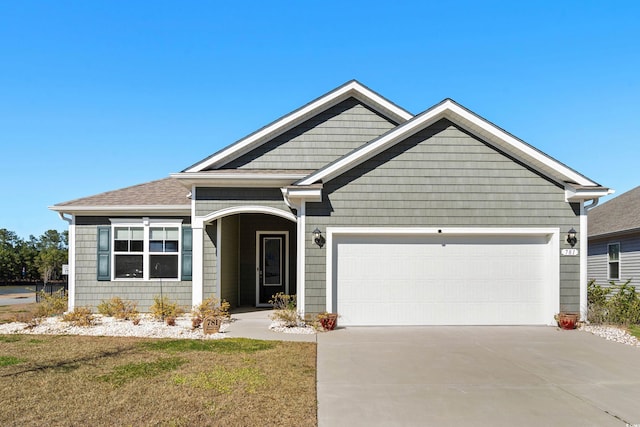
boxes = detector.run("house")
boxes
[588,185,640,286]
[50,80,612,326]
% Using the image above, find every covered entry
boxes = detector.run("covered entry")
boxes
[196,207,297,309]
[328,228,559,326]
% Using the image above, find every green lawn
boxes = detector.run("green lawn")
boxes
[0,335,317,426]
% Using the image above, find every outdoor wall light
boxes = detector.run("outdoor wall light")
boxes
[312,228,325,248]
[566,228,577,248]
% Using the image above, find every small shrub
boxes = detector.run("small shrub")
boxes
[150,295,184,321]
[33,289,68,319]
[269,293,303,327]
[587,279,640,326]
[191,295,230,329]
[62,307,96,327]
[97,297,139,320]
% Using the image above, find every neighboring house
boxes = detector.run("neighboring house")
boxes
[50,80,611,326]
[588,185,640,286]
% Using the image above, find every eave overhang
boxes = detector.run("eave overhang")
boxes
[281,185,323,209]
[48,205,191,216]
[170,171,311,188]
[564,184,614,202]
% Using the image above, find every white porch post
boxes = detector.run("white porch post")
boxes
[579,201,588,321]
[296,201,306,317]
[67,217,76,311]
[192,220,204,308]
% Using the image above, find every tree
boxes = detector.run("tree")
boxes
[33,230,68,284]
[0,229,22,284]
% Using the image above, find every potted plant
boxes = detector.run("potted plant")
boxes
[555,312,579,330]
[317,312,339,331]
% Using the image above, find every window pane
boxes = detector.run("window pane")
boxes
[130,240,144,252]
[165,240,178,252]
[114,240,128,252]
[165,228,179,240]
[150,255,178,278]
[115,227,129,240]
[115,255,143,278]
[150,228,164,240]
[149,241,164,252]
[609,262,620,280]
[608,244,620,261]
[131,227,144,240]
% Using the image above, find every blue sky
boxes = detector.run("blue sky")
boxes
[1,1,638,239]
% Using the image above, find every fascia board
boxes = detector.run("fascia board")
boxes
[48,205,191,216]
[565,184,614,202]
[184,81,413,173]
[170,172,307,188]
[299,99,599,188]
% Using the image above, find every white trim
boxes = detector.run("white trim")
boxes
[579,202,588,320]
[194,205,297,228]
[255,231,290,307]
[299,100,598,188]
[191,223,204,307]
[216,219,222,303]
[325,227,560,325]
[296,202,306,317]
[185,81,413,172]
[565,184,614,202]
[49,205,190,216]
[67,217,76,311]
[170,172,309,188]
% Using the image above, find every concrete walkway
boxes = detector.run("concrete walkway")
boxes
[224,309,316,342]
[317,326,640,427]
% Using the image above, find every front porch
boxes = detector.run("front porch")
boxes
[193,211,297,310]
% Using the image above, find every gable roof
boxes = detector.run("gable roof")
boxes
[297,98,602,190]
[182,80,413,173]
[588,185,640,238]
[50,178,191,215]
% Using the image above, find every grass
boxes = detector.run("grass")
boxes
[0,302,38,324]
[0,334,317,426]
[628,324,640,339]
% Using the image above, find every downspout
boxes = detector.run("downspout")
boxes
[580,198,599,321]
[58,212,75,312]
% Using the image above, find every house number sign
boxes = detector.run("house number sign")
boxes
[561,249,579,256]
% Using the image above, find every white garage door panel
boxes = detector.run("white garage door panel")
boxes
[334,234,551,326]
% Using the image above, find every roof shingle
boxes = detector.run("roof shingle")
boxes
[588,185,640,237]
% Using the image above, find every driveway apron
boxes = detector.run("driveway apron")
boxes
[317,326,640,427]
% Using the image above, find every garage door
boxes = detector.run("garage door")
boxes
[332,232,555,326]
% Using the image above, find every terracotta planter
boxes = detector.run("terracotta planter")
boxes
[556,313,579,330]
[319,313,338,331]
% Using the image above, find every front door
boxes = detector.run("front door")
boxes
[257,232,288,306]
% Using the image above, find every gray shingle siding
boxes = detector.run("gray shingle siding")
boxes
[195,188,290,216]
[74,224,192,311]
[304,120,581,314]
[588,232,640,286]
[221,98,398,170]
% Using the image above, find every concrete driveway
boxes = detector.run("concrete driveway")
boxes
[317,326,640,427]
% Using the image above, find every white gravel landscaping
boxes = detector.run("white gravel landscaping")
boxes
[0,314,230,339]
[580,324,640,347]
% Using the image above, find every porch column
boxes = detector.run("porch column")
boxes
[579,201,588,321]
[192,220,204,307]
[296,201,306,317]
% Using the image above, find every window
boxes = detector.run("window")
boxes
[608,243,620,280]
[114,227,144,278]
[98,219,190,281]
[149,227,179,279]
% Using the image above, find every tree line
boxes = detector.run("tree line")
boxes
[0,228,68,285]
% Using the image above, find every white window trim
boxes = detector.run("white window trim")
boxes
[110,218,184,281]
[607,242,621,280]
